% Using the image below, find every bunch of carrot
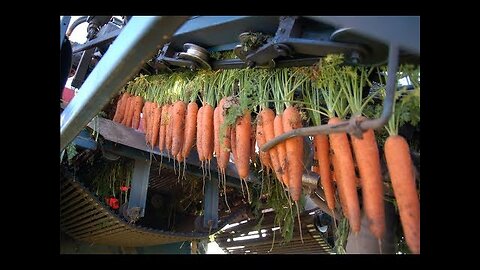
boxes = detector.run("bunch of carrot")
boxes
[108,61,420,253]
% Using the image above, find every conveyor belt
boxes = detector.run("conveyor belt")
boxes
[60,179,209,247]
[215,211,333,254]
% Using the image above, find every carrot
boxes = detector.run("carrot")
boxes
[314,134,336,211]
[113,93,126,123]
[121,96,133,126]
[331,150,346,216]
[147,102,157,146]
[202,104,215,161]
[235,111,251,179]
[256,114,272,171]
[166,104,174,155]
[385,135,420,254]
[142,102,150,144]
[182,102,199,158]
[117,93,131,124]
[150,104,162,149]
[158,105,168,152]
[282,106,304,201]
[213,106,221,159]
[131,96,144,130]
[125,95,136,128]
[196,106,205,161]
[217,98,231,172]
[260,108,282,182]
[274,114,289,187]
[171,101,187,157]
[351,124,385,240]
[328,117,361,233]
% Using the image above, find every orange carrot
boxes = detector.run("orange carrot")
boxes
[331,150,347,216]
[166,104,174,154]
[147,103,157,146]
[235,111,251,179]
[171,101,187,157]
[202,104,214,161]
[282,106,303,202]
[351,125,385,240]
[256,114,272,171]
[217,98,231,172]
[196,106,204,161]
[118,93,131,125]
[213,106,221,159]
[125,96,136,128]
[385,135,420,254]
[314,134,336,211]
[260,108,282,182]
[182,102,199,158]
[121,96,133,126]
[328,117,361,233]
[151,104,162,149]
[113,93,126,123]
[158,105,168,152]
[131,96,144,130]
[143,102,151,144]
[274,114,289,187]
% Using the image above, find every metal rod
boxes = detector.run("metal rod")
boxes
[72,28,121,53]
[261,43,399,152]
[60,16,189,152]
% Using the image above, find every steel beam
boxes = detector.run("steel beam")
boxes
[203,175,219,229]
[128,158,151,218]
[60,16,189,152]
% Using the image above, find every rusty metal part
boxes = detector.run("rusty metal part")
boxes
[261,43,399,152]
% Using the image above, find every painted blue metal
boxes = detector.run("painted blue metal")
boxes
[60,16,71,50]
[307,16,420,55]
[72,130,97,150]
[203,175,219,229]
[60,16,189,152]
[128,158,151,218]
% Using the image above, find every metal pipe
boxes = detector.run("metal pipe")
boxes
[66,16,88,38]
[60,16,189,151]
[261,43,399,152]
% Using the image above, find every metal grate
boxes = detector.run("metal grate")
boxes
[60,179,209,247]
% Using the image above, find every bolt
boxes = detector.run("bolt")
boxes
[350,51,360,65]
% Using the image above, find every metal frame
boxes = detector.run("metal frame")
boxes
[60,16,71,50]
[60,16,189,152]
